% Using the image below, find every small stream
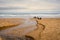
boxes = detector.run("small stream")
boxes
[0,18,37,37]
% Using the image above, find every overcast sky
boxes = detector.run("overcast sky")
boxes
[0,0,60,14]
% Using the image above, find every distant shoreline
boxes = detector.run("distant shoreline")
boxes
[0,14,60,18]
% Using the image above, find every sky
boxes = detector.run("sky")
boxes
[0,0,60,14]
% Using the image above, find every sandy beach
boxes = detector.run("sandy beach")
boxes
[0,18,60,40]
[26,18,60,40]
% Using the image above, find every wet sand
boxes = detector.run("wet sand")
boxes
[0,18,37,40]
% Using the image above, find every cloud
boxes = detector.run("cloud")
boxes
[46,0,60,4]
[0,7,27,10]
[0,0,60,13]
